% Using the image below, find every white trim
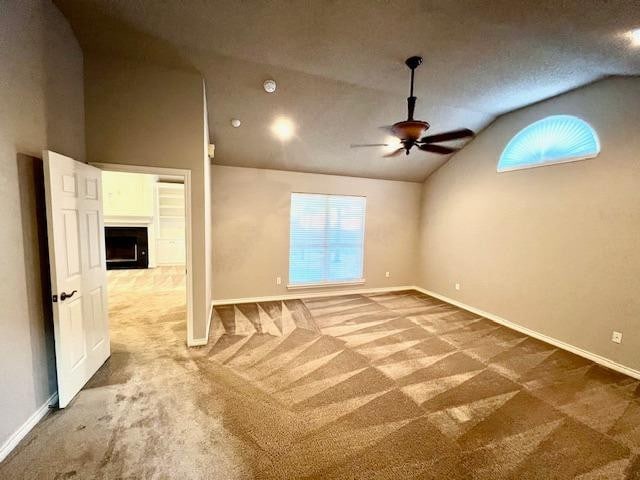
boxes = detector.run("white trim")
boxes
[287,279,365,289]
[211,285,414,306]
[413,286,640,380]
[90,162,195,348]
[0,392,58,463]
[104,215,153,224]
[204,300,214,341]
[497,153,597,173]
[187,300,214,348]
[188,337,209,347]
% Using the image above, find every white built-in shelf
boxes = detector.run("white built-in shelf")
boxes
[155,182,186,265]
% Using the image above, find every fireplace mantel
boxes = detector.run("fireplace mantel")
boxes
[104,215,153,226]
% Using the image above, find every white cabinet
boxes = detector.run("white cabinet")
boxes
[155,182,186,265]
[156,239,185,265]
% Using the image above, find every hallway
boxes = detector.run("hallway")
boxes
[0,268,253,479]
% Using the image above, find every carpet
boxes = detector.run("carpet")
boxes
[1,285,639,479]
[203,291,640,479]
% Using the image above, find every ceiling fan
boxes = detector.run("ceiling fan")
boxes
[351,56,474,157]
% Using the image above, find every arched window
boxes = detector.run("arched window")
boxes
[498,115,600,172]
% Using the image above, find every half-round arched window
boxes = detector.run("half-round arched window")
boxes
[498,115,600,172]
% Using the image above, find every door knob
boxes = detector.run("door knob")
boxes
[60,290,78,301]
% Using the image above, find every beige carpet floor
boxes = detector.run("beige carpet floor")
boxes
[1,275,639,479]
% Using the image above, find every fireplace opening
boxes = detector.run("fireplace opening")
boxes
[105,226,148,270]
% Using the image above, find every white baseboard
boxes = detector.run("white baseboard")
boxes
[210,284,640,380]
[0,392,58,463]
[413,286,640,380]
[211,285,415,306]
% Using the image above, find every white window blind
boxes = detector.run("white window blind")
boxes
[289,193,366,286]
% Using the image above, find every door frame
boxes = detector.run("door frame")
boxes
[91,162,195,346]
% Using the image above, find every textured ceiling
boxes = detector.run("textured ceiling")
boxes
[55,0,640,182]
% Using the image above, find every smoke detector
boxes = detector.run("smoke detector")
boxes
[230,118,241,128]
[263,79,277,93]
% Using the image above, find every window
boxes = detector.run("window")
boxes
[498,115,600,172]
[289,193,366,287]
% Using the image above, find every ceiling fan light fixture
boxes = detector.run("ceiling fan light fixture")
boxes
[382,135,402,154]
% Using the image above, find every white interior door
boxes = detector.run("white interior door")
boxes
[43,151,110,408]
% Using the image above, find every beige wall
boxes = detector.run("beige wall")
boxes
[418,76,640,371]
[0,0,85,450]
[84,54,211,341]
[211,165,421,300]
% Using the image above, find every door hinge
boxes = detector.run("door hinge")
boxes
[52,294,58,303]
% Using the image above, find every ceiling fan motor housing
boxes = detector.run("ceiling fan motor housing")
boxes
[392,120,430,141]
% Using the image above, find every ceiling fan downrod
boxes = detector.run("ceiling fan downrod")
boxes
[405,56,422,121]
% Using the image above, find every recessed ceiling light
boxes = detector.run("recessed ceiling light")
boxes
[263,79,277,93]
[271,117,295,141]
[230,118,241,128]
[628,28,640,46]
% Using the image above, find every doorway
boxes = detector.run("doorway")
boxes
[93,163,194,346]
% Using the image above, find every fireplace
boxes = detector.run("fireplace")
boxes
[105,227,149,270]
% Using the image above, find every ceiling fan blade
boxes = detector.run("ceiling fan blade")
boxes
[418,144,458,155]
[383,147,404,157]
[419,128,474,144]
[379,125,396,135]
[350,143,389,148]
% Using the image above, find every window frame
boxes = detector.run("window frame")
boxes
[287,192,367,289]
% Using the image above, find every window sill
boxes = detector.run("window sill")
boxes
[287,279,366,290]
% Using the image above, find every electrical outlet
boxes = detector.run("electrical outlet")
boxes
[611,331,623,344]
[276,276,282,285]
[455,282,460,291]
[385,271,390,278]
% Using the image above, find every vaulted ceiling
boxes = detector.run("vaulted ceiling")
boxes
[56,0,640,181]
